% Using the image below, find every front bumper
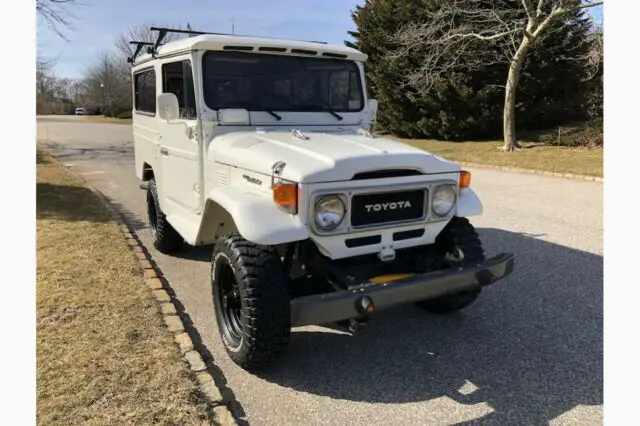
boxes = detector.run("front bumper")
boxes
[290,253,515,327]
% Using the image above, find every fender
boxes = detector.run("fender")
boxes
[456,187,483,217]
[207,186,309,245]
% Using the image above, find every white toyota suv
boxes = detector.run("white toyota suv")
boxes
[129,27,515,371]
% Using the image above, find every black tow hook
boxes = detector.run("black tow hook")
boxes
[347,317,370,333]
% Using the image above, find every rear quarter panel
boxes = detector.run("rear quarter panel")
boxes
[133,116,159,180]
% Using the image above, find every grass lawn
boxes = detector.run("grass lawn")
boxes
[36,150,212,425]
[399,139,603,177]
[81,114,601,177]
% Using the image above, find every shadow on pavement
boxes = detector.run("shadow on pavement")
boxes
[171,244,213,262]
[46,143,134,165]
[254,228,603,425]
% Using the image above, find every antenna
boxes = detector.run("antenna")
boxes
[232,18,235,35]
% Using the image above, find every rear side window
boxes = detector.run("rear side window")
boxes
[134,68,156,115]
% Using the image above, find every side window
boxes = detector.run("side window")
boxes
[162,60,196,119]
[134,68,156,115]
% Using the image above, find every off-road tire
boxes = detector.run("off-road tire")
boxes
[416,217,485,314]
[211,234,291,371]
[146,178,183,253]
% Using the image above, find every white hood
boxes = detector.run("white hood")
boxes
[208,130,459,183]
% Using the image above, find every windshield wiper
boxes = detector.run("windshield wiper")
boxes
[298,101,343,121]
[265,110,282,121]
[324,108,343,121]
[318,101,343,121]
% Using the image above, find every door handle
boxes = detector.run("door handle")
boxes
[160,147,169,156]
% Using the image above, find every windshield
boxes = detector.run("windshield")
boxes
[201,51,364,113]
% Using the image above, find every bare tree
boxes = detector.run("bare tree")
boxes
[77,23,191,117]
[36,57,56,105]
[388,0,603,152]
[36,0,78,40]
[81,50,133,115]
[95,22,189,115]
[36,57,77,114]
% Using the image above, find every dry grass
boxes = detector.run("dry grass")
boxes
[398,138,603,177]
[36,150,212,425]
[83,115,132,125]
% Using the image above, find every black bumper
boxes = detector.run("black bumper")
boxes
[290,253,515,327]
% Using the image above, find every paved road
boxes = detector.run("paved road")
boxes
[37,117,603,426]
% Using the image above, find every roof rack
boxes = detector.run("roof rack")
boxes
[149,26,232,56]
[127,26,329,63]
[127,41,155,63]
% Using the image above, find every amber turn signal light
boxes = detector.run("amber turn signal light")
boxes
[273,182,298,214]
[459,170,471,189]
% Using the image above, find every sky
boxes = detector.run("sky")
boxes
[37,0,363,79]
[37,0,603,80]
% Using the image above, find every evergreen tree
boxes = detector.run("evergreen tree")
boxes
[347,0,599,141]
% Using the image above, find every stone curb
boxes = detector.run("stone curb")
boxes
[86,186,238,426]
[455,161,603,182]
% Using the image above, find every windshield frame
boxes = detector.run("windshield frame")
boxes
[200,50,366,114]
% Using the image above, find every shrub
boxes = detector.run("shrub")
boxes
[536,119,603,148]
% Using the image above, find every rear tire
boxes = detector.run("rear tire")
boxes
[416,217,485,314]
[146,178,183,254]
[211,234,291,371]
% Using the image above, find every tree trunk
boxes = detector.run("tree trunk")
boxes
[502,41,530,152]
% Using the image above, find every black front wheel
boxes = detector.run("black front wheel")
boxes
[211,234,291,371]
[416,217,485,314]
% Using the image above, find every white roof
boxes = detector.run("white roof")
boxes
[133,33,367,65]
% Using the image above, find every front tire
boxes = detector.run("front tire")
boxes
[146,178,183,253]
[211,234,291,371]
[416,217,485,314]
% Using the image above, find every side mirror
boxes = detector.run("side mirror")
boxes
[158,93,179,122]
[218,108,250,125]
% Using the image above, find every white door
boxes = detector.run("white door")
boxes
[157,58,201,215]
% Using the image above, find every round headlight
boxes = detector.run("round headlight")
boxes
[314,195,346,231]
[432,185,456,216]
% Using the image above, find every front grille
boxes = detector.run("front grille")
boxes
[350,189,426,227]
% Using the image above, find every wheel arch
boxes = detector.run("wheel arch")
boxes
[456,187,483,217]
[196,187,309,246]
[196,199,240,245]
